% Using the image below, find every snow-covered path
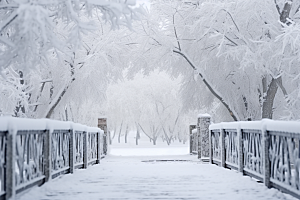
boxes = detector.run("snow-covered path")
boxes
[17,155,296,200]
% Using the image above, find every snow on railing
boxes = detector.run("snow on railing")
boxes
[209,120,300,199]
[0,117,106,200]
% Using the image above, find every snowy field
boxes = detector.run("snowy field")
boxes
[108,132,189,156]
[16,135,297,200]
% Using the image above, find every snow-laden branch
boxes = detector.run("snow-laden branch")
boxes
[173,49,239,121]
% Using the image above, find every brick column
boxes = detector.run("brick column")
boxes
[199,115,211,162]
[98,118,107,155]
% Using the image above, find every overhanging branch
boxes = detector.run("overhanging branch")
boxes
[173,49,239,121]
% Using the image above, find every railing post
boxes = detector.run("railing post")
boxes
[189,125,196,154]
[98,118,107,155]
[69,129,75,173]
[44,130,52,182]
[199,115,211,162]
[96,131,101,164]
[221,128,226,168]
[83,131,88,169]
[6,131,16,200]
[197,117,201,159]
[209,129,212,164]
[263,128,270,188]
[237,125,244,173]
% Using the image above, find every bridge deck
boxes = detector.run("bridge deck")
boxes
[17,155,296,200]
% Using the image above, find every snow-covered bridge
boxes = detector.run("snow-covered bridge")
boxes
[0,116,299,200]
[16,155,296,200]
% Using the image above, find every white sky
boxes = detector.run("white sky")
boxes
[137,0,150,8]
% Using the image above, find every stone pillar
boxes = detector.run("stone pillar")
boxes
[199,114,211,162]
[98,118,107,155]
[189,125,196,154]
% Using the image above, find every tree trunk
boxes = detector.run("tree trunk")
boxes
[109,127,116,145]
[153,138,157,145]
[14,71,26,117]
[135,123,140,145]
[64,105,68,121]
[45,52,76,118]
[124,125,129,143]
[262,77,278,119]
[136,130,140,145]
[138,123,153,142]
[118,121,123,143]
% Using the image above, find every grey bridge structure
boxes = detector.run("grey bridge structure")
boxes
[0,115,299,199]
[0,117,107,200]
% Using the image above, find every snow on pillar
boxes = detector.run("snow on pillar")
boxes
[198,114,211,162]
[98,118,107,155]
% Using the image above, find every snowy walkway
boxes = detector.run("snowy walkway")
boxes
[17,155,296,200]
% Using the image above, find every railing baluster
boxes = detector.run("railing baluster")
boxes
[197,117,201,159]
[69,129,75,173]
[238,127,243,174]
[6,130,16,200]
[263,128,270,188]
[44,130,51,182]
[96,131,101,164]
[83,131,88,169]
[221,128,226,168]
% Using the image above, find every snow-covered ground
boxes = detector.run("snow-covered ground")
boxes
[109,134,189,156]
[17,140,297,200]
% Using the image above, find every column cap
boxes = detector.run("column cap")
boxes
[197,114,211,118]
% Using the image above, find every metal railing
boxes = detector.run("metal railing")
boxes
[0,117,106,200]
[209,120,300,199]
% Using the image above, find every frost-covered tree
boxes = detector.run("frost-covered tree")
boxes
[106,71,189,145]
[0,0,143,120]
[125,0,300,121]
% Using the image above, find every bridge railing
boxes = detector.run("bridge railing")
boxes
[189,125,197,154]
[209,120,300,199]
[0,117,106,200]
